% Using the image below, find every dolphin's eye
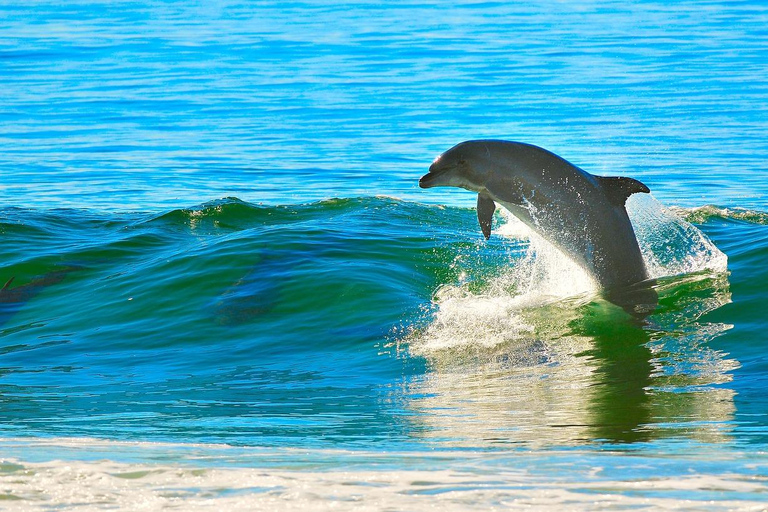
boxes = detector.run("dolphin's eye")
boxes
[458,158,467,166]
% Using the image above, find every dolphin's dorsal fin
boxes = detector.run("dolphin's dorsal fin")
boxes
[477,193,496,240]
[2,276,15,292]
[597,176,650,207]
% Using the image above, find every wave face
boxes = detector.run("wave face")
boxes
[0,196,754,444]
[2,196,768,508]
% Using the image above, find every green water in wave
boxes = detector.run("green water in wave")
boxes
[1,197,762,450]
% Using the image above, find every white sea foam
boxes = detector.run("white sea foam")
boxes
[0,439,765,512]
[411,210,596,354]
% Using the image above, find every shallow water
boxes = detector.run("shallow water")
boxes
[1,0,768,510]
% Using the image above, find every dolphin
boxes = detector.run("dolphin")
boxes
[420,140,655,311]
[0,267,79,329]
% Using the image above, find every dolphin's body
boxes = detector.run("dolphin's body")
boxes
[420,140,653,303]
[0,267,77,328]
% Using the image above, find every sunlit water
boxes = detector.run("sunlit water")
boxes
[1,1,768,510]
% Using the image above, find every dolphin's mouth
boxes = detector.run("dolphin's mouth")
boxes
[418,172,437,188]
[419,164,451,188]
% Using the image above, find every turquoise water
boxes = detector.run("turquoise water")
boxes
[1,1,768,509]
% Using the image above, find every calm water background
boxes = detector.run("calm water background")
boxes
[1,0,768,509]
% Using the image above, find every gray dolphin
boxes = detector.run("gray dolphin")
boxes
[420,140,654,308]
[0,266,79,328]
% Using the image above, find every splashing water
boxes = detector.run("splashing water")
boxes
[627,194,728,278]
[411,194,728,354]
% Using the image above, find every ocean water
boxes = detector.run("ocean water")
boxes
[1,1,768,510]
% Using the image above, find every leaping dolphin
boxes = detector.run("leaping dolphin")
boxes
[420,140,655,310]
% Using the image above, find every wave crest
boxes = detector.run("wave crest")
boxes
[670,204,768,225]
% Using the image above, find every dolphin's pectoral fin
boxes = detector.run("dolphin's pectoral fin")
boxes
[597,176,651,207]
[477,193,496,240]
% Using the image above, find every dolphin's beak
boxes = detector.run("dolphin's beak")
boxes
[419,172,436,188]
[419,162,447,188]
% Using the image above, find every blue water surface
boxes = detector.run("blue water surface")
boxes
[2,0,767,209]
